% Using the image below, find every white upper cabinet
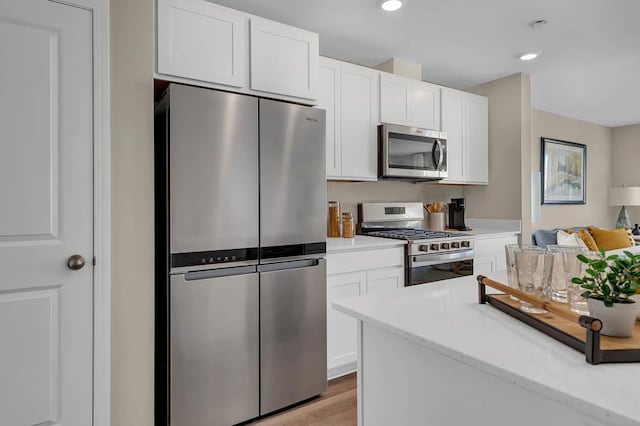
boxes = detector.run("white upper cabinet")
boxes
[157,0,248,87]
[249,17,319,100]
[340,62,379,180]
[411,81,441,131]
[380,73,441,130]
[156,0,319,103]
[318,57,379,181]
[318,58,341,177]
[441,89,465,182]
[380,73,411,126]
[465,93,489,184]
[440,88,488,185]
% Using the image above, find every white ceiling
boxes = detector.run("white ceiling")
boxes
[211,0,640,127]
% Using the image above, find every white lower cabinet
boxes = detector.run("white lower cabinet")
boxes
[327,272,366,377]
[326,247,404,378]
[473,235,518,273]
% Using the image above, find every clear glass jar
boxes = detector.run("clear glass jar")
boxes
[328,201,340,237]
[341,212,354,238]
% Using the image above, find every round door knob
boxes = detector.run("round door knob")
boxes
[67,254,86,271]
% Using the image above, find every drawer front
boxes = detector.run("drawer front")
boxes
[474,236,518,255]
[327,247,404,275]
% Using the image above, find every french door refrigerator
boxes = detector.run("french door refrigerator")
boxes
[155,83,327,426]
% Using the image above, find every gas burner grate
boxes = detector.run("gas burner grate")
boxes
[366,229,466,241]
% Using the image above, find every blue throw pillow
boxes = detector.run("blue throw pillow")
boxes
[532,229,558,249]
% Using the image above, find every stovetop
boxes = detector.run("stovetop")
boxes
[365,229,469,242]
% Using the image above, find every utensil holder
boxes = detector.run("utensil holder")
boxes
[427,212,445,231]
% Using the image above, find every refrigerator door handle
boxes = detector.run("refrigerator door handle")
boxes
[185,265,257,281]
[257,258,322,273]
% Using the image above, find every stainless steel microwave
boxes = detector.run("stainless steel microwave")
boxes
[378,124,448,180]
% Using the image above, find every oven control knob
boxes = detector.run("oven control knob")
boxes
[461,241,470,248]
[451,241,460,249]
[440,243,450,250]
[430,244,439,251]
[419,244,429,252]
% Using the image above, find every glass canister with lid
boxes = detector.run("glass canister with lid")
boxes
[341,212,354,238]
[328,201,340,237]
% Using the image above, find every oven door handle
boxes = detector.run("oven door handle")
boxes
[411,250,474,267]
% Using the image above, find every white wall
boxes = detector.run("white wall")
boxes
[327,181,463,218]
[110,0,155,424]
[612,124,640,225]
[530,109,613,231]
[464,73,531,240]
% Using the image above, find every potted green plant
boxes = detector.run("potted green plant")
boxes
[571,248,640,337]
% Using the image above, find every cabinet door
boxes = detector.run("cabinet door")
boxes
[411,81,441,130]
[340,62,379,180]
[157,0,247,87]
[465,94,489,184]
[366,267,404,294]
[250,17,319,100]
[380,73,411,126]
[327,272,366,370]
[319,57,342,177]
[474,255,496,274]
[440,88,465,183]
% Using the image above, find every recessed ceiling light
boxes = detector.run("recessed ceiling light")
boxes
[378,0,404,12]
[518,51,541,61]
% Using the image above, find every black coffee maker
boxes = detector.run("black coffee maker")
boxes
[448,198,469,231]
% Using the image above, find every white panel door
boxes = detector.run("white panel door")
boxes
[318,57,341,177]
[366,267,404,294]
[466,94,489,184]
[0,1,93,425]
[250,17,319,100]
[157,0,248,87]
[327,272,365,370]
[380,73,411,126]
[411,82,441,130]
[441,88,466,183]
[340,62,379,180]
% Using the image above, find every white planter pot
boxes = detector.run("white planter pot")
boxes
[587,298,639,337]
[632,294,640,320]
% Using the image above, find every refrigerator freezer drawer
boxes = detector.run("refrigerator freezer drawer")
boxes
[170,270,259,425]
[260,258,328,414]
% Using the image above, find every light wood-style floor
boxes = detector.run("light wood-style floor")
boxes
[249,374,357,426]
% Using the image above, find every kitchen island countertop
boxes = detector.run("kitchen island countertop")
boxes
[334,271,640,425]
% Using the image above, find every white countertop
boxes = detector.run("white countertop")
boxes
[333,272,640,425]
[327,235,406,253]
[466,218,521,239]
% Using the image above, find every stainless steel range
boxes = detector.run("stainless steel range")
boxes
[358,202,475,286]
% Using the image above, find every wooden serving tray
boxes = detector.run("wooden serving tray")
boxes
[477,275,640,365]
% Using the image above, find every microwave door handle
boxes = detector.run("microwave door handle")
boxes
[434,139,444,170]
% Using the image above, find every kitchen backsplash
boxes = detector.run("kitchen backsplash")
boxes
[327,181,464,218]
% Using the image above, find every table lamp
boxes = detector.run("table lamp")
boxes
[609,186,640,233]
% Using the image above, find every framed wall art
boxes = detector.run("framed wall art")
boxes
[541,137,587,205]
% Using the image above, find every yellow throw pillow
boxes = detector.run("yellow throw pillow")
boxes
[588,227,634,251]
[577,228,599,251]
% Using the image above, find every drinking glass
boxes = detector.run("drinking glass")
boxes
[514,248,553,314]
[505,244,539,301]
[546,245,587,304]
[561,249,592,315]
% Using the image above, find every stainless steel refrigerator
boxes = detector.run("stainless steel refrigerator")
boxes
[155,83,327,426]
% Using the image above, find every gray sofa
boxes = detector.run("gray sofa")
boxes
[532,226,640,256]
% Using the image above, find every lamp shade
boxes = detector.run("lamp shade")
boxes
[609,186,640,206]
